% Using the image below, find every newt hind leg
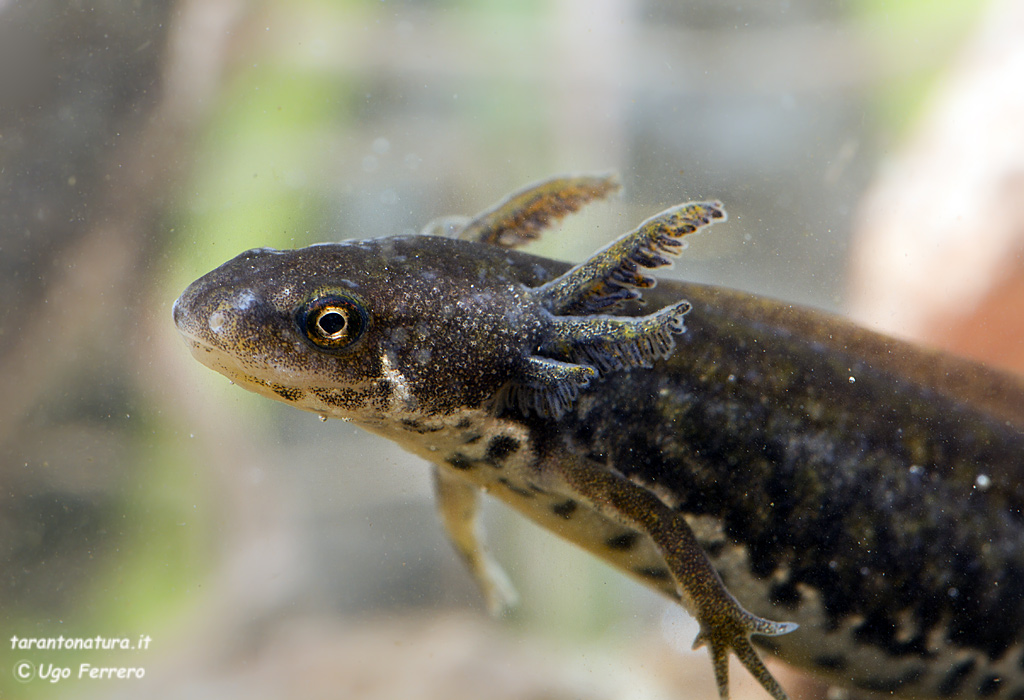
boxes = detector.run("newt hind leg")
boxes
[693,605,796,700]
[432,466,518,617]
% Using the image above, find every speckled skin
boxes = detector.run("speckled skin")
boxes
[561,282,1024,698]
[175,181,1024,700]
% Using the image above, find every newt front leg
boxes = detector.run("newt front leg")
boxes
[554,453,797,700]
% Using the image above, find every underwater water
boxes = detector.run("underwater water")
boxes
[2,1,1018,698]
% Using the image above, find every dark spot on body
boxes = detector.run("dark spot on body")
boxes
[704,540,725,558]
[633,566,671,582]
[939,659,976,696]
[813,655,848,671]
[271,384,304,402]
[447,453,475,471]
[455,418,472,429]
[313,387,365,409]
[979,675,1004,697]
[399,418,442,433]
[768,580,802,609]
[375,378,395,401]
[552,499,577,519]
[852,610,929,657]
[744,541,779,579]
[486,434,520,463]
[497,477,535,499]
[605,532,640,551]
[462,433,482,444]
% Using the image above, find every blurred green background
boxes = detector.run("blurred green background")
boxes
[0,0,993,698]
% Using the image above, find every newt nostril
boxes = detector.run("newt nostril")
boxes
[171,291,194,332]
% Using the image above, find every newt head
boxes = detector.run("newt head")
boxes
[174,174,726,427]
[172,235,553,422]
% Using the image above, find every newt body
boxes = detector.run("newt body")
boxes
[174,175,1024,699]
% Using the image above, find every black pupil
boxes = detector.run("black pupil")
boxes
[318,310,347,336]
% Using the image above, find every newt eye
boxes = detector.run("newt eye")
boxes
[301,294,368,351]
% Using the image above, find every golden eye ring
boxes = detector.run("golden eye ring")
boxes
[301,294,368,351]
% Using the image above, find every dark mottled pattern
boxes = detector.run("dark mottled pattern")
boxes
[767,580,802,609]
[552,499,577,519]
[979,676,1004,697]
[271,384,304,402]
[447,453,475,471]
[400,418,444,433]
[703,539,725,558]
[939,660,976,696]
[312,386,374,410]
[813,655,848,671]
[633,566,672,582]
[497,477,534,499]
[485,434,520,462]
[605,531,640,551]
[522,279,1024,693]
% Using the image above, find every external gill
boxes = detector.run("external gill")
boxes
[501,198,725,419]
[420,172,621,244]
[455,172,621,247]
[535,200,726,314]
[542,301,691,373]
[497,356,597,419]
